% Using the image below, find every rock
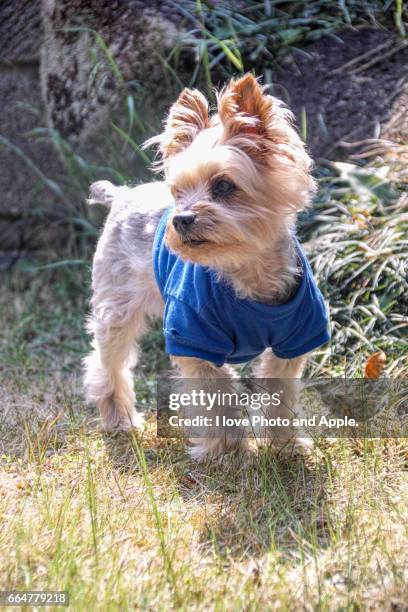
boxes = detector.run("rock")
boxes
[0,0,42,63]
[0,0,65,252]
[40,0,185,146]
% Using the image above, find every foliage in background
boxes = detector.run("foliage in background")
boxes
[169,0,407,92]
[0,0,407,379]
[304,157,408,376]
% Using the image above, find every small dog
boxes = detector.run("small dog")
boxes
[83,73,329,460]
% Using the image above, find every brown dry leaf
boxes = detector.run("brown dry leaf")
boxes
[180,473,200,489]
[364,351,386,378]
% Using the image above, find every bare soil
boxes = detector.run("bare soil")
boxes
[274,27,408,159]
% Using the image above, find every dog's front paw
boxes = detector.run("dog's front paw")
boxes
[189,437,249,463]
[100,406,145,433]
[120,411,146,432]
[292,436,314,454]
[275,436,314,456]
[88,180,117,207]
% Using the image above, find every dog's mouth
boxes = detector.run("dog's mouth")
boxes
[182,237,208,247]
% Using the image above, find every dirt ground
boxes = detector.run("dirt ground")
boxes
[274,27,408,158]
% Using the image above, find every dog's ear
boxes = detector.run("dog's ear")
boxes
[217,73,283,139]
[217,73,306,166]
[150,88,209,159]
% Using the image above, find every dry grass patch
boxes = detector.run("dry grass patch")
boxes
[1,380,408,609]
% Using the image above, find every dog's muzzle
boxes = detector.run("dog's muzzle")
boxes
[172,212,196,235]
[172,212,206,246]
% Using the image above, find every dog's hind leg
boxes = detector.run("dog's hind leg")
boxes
[84,306,149,431]
[83,204,164,431]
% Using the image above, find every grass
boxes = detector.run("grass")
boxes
[1,334,408,609]
[303,157,408,377]
[1,409,408,610]
[1,2,407,607]
[0,201,407,608]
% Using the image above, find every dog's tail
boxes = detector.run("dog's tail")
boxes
[87,181,117,207]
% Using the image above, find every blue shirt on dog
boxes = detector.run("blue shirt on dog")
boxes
[153,208,330,366]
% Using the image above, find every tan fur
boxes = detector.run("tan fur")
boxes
[83,74,318,461]
[146,88,209,159]
[151,73,316,302]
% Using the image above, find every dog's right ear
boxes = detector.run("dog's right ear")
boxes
[145,88,209,160]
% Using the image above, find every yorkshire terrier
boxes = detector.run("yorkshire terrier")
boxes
[83,73,329,461]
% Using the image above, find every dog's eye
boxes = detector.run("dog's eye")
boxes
[211,179,236,199]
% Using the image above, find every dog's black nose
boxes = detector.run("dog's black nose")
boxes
[172,212,196,233]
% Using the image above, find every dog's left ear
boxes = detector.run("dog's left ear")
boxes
[217,72,311,169]
[149,88,209,159]
[217,73,283,139]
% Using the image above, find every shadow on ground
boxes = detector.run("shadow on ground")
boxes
[104,429,331,560]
